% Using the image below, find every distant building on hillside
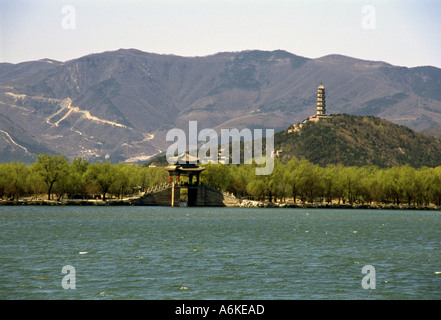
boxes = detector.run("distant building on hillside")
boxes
[287,83,331,134]
[316,83,326,116]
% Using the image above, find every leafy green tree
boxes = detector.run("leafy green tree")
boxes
[86,162,117,201]
[136,166,168,192]
[284,157,301,203]
[337,166,360,204]
[200,163,233,191]
[357,166,381,204]
[65,158,90,199]
[398,165,422,206]
[137,166,151,192]
[428,167,441,204]
[305,162,324,203]
[417,167,435,205]
[382,166,402,205]
[227,164,254,198]
[321,164,344,203]
[148,167,169,187]
[34,154,69,200]
[0,162,28,200]
[111,163,139,199]
[321,165,334,203]
[0,163,14,199]
[329,164,346,203]
[246,175,268,201]
[0,164,8,199]
[8,162,28,200]
[268,159,289,202]
[294,159,323,203]
[25,164,46,199]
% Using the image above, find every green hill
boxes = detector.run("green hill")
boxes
[147,114,441,168]
[274,114,441,167]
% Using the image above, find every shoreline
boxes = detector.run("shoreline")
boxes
[0,199,137,206]
[1,199,440,210]
[238,200,441,210]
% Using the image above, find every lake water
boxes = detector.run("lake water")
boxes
[0,206,440,300]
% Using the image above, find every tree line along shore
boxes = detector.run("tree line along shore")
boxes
[1,154,441,209]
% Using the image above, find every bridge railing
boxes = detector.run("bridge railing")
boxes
[143,182,237,200]
[144,182,171,195]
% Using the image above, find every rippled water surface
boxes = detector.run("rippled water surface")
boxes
[1,206,440,299]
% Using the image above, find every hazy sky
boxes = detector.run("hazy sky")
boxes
[1,0,440,68]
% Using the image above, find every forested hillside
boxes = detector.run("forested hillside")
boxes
[275,114,441,167]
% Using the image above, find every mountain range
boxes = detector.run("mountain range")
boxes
[1,49,441,164]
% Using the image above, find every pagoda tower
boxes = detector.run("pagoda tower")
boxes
[316,83,326,116]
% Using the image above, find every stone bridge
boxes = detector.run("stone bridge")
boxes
[133,183,239,207]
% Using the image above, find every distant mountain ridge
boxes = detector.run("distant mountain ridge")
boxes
[1,49,441,164]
